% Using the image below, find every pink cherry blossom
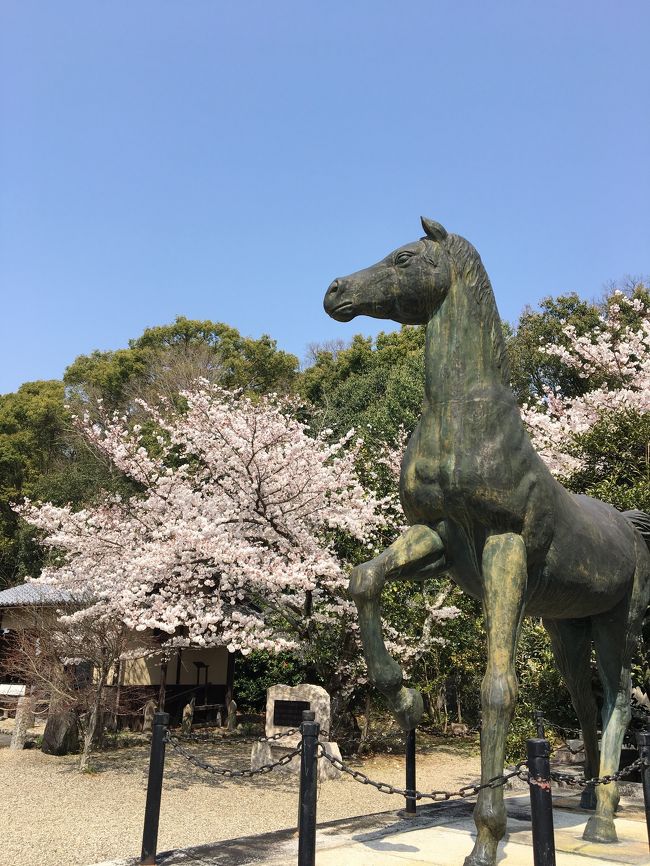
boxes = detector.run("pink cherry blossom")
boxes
[521,292,650,475]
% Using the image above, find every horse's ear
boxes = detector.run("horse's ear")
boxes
[420,217,448,242]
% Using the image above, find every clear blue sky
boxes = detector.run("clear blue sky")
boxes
[1,1,648,394]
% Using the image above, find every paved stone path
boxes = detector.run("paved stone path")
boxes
[93,795,649,866]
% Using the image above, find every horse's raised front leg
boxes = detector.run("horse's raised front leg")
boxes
[465,532,526,866]
[349,523,445,731]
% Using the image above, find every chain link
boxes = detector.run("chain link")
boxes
[547,756,648,788]
[165,722,649,795]
[317,745,528,802]
[175,726,304,745]
[165,733,301,777]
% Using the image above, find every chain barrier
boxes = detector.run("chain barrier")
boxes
[175,726,303,745]
[165,732,301,777]
[317,744,528,801]
[166,732,650,795]
[165,720,649,796]
[543,715,642,755]
[318,744,649,798]
[548,756,649,789]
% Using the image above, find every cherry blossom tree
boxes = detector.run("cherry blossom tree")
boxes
[16,383,460,718]
[521,290,650,477]
[18,387,378,650]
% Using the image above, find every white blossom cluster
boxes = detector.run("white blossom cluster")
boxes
[18,385,386,655]
[521,292,650,476]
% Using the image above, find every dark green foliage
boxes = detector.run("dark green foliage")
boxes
[506,293,602,404]
[566,410,650,512]
[299,327,426,443]
[0,381,115,586]
[65,316,299,409]
[233,651,307,711]
[506,619,575,762]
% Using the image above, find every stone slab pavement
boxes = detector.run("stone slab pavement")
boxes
[93,795,649,866]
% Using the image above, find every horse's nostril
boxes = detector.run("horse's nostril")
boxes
[327,279,340,295]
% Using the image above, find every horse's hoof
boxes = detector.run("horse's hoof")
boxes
[462,834,498,866]
[463,852,495,866]
[390,687,424,732]
[583,815,618,843]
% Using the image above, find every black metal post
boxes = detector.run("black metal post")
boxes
[405,728,417,815]
[534,710,545,739]
[635,729,650,852]
[527,737,556,866]
[141,711,170,865]
[298,710,319,866]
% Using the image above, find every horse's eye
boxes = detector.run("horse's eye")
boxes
[395,252,414,267]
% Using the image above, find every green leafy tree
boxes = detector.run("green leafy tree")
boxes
[505,293,602,404]
[0,381,129,587]
[65,316,299,410]
[300,327,426,447]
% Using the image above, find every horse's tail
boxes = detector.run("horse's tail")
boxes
[623,509,650,550]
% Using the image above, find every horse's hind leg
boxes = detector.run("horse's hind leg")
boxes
[465,532,527,866]
[543,618,599,809]
[586,540,650,843]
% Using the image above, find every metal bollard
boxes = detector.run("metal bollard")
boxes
[405,728,417,815]
[527,737,556,866]
[636,729,650,852]
[534,710,545,739]
[298,710,319,866]
[141,711,170,865]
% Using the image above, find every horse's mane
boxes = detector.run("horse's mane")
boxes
[445,233,511,385]
[623,509,650,550]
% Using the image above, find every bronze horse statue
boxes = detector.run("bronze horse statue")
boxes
[324,217,650,866]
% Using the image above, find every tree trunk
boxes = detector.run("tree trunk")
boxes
[158,661,168,712]
[357,691,371,755]
[109,658,123,732]
[79,674,106,771]
[442,689,448,733]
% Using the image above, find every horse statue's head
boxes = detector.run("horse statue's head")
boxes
[324,217,453,325]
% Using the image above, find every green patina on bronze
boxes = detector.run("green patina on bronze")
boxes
[324,217,650,866]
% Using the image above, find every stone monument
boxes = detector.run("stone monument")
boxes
[9,695,35,751]
[251,683,341,779]
[324,217,650,864]
[227,697,238,732]
[181,696,195,735]
[142,698,157,734]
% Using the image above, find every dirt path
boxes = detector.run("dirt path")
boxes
[1,736,481,866]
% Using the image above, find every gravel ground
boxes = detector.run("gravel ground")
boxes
[0,732,481,866]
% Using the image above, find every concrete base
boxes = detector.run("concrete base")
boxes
[265,795,649,866]
[92,794,649,866]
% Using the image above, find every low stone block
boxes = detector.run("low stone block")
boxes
[250,740,341,779]
[553,739,585,765]
[42,710,79,756]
